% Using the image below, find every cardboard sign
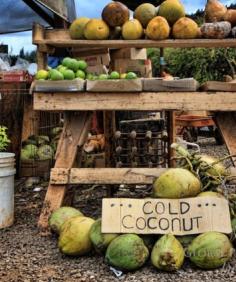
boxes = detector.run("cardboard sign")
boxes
[102,197,232,235]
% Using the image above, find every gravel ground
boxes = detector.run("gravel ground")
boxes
[0,138,236,282]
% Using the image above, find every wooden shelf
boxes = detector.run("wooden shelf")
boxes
[34,92,236,111]
[33,25,236,49]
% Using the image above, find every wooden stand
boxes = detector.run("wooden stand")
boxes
[33,24,236,230]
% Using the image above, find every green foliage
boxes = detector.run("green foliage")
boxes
[148,48,236,83]
[0,126,10,152]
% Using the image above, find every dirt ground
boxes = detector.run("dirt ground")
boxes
[0,138,236,282]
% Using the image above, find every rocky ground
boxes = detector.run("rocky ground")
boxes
[0,138,236,282]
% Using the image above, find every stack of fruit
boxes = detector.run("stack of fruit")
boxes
[21,127,62,161]
[49,146,236,272]
[35,58,88,81]
[68,0,236,41]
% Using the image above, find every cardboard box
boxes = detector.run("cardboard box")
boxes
[143,78,199,92]
[34,79,85,92]
[114,59,152,78]
[0,70,31,82]
[86,79,143,92]
[86,65,108,75]
[79,53,110,67]
[111,48,147,60]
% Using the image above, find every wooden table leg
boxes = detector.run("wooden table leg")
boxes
[215,112,236,165]
[38,111,92,230]
[167,111,176,168]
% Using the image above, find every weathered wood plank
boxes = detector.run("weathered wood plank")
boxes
[38,112,92,230]
[50,167,236,185]
[50,168,166,185]
[33,38,236,49]
[215,112,236,165]
[34,92,236,111]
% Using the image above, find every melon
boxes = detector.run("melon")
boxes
[146,16,170,40]
[172,17,199,39]
[122,19,143,40]
[84,19,110,40]
[102,1,130,27]
[69,17,90,39]
[134,3,157,27]
[158,0,185,26]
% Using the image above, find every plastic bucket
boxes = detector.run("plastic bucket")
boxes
[0,153,16,228]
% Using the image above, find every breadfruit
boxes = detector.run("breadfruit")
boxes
[146,16,170,40]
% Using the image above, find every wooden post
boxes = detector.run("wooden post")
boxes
[38,111,92,230]
[167,111,176,167]
[215,112,236,165]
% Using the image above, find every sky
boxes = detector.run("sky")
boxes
[0,0,235,55]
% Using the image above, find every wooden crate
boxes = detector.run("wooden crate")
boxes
[20,159,53,179]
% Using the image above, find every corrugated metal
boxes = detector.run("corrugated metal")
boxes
[0,0,76,34]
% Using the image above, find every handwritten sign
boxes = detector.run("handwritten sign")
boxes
[102,197,232,235]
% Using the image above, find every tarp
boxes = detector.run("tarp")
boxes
[0,0,76,34]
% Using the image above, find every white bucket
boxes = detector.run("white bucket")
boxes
[0,153,16,228]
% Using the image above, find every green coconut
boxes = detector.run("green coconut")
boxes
[59,216,95,256]
[36,135,50,145]
[176,235,196,249]
[153,168,201,198]
[188,231,234,269]
[231,218,236,246]
[197,154,228,177]
[197,191,225,198]
[140,234,157,251]
[23,144,38,159]
[89,219,119,254]
[49,206,83,234]
[37,145,54,160]
[151,234,185,271]
[105,234,149,271]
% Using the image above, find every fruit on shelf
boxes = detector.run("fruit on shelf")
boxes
[146,16,170,40]
[134,3,157,28]
[109,71,120,79]
[223,9,236,27]
[69,17,90,39]
[126,72,137,79]
[61,69,75,80]
[76,70,86,79]
[158,0,185,26]
[205,0,227,23]
[200,21,231,39]
[172,17,199,39]
[84,19,110,40]
[122,19,144,40]
[35,69,49,80]
[102,1,130,27]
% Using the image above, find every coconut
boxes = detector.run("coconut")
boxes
[89,219,119,254]
[197,191,225,198]
[105,234,149,271]
[49,207,83,234]
[153,168,201,198]
[197,154,227,177]
[37,145,54,160]
[151,234,185,271]
[188,231,234,269]
[23,144,38,159]
[59,216,95,256]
